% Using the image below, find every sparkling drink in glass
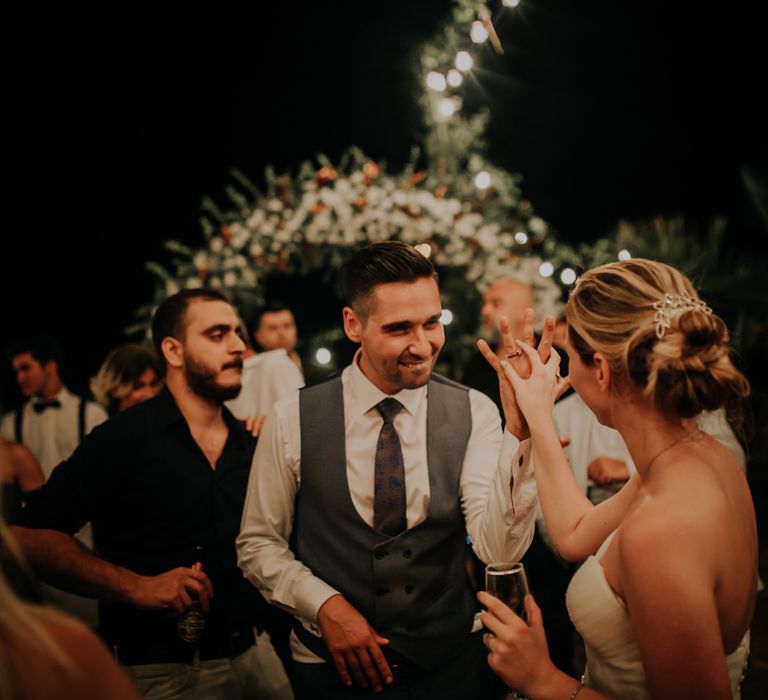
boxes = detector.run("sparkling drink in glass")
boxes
[485,561,529,619]
[485,562,530,699]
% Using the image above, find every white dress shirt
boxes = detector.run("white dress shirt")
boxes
[237,360,537,661]
[225,349,305,419]
[551,393,636,494]
[0,385,107,627]
[1,386,108,478]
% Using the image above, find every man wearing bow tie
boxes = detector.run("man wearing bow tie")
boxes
[2,333,108,626]
[2,334,108,479]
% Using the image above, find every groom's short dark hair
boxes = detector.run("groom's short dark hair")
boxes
[341,241,437,320]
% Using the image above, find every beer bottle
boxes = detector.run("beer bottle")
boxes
[177,545,205,643]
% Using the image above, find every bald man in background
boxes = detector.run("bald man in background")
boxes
[461,278,534,412]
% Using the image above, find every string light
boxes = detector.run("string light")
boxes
[415,243,432,258]
[426,71,447,92]
[618,249,631,260]
[315,348,332,365]
[514,231,528,245]
[438,98,455,118]
[539,261,554,278]
[455,51,474,72]
[470,20,489,44]
[474,171,491,189]
[447,69,463,87]
[560,267,577,285]
[440,309,454,325]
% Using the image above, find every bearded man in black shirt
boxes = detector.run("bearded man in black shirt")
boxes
[11,289,293,700]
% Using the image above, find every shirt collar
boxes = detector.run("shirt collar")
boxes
[152,387,251,447]
[347,351,427,418]
[31,386,70,404]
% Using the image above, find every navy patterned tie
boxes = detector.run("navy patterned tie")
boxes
[374,398,407,537]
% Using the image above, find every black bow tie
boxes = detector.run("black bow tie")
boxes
[32,400,62,414]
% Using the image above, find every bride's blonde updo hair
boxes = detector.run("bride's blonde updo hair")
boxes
[566,258,749,417]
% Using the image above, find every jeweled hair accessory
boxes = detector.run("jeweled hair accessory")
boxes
[652,293,712,339]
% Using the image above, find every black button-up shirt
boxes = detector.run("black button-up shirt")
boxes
[14,388,268,653]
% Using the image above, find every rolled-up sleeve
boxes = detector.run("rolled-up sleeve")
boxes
[460,389,537,564]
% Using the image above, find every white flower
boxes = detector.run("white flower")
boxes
[528,216,547,235]
[266,198,284,213]
[446,199,462,216]
[249,242,263,257]
[186,277,203,289]
[241,268,257,286]
[223,271,238,287]
[165,280,180,295]
[301,192,318,210]
[247,210,264,229]
[453,214,480,238]
[232,227,250,249]
[210,237,224,253]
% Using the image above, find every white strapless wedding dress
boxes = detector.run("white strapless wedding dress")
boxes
[566,531,750,699]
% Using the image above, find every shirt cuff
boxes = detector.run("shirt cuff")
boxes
[499,431,532,477]
[510,437,533,481]
[293,575,342,625]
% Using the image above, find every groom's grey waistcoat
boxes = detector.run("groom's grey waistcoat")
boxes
[293,373,476,670]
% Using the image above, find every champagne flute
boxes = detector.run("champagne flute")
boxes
[485,562,530,700]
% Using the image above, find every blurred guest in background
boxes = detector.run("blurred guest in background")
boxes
[252,302,302,370]
[91,343,163,416]
[2,333,108,479]
[225,318,303,432]
[251,301,331,387]
[2,333,107,627]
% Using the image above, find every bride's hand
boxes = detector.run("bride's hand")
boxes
[478,591,557,697]
[501,340,567,431]
[478,311,565,439]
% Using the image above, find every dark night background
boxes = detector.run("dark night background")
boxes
[4,0,766,395]
[2,0,767,691]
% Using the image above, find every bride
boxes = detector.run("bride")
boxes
[478,258,756,699]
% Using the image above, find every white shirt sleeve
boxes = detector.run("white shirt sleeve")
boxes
[85,401,108,434]
[236,398,340,624]
[697,408,746,469]
[461,389,537,564]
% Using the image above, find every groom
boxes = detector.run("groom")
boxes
[238,241,545,699]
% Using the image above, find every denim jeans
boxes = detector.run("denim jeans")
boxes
[126,631,293,700]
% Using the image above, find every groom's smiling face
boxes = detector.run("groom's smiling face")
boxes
[343,276,444,395]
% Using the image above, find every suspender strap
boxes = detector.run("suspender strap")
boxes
[14,397,87,443]
[14,403,24,443]
[78,397,86,442]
